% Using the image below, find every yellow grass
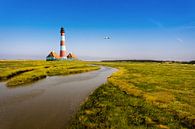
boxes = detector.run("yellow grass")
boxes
[0,60,100,86]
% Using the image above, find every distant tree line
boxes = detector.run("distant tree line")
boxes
[101,60,195,64]
[185,60,195,64]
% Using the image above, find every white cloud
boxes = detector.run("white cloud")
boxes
[176,37,183,43]
[179,21,195,30]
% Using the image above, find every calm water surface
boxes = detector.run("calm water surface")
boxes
[0,66,116,129]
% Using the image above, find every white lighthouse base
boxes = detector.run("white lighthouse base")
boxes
[60,57,67,60]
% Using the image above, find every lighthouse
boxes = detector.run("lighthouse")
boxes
[46,27,77,61]
[60,27,67,59]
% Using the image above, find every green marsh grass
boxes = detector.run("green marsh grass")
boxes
[0,60,99,87]
[70,62,195,129]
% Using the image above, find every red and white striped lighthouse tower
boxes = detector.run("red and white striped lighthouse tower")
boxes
[60,27,67,59]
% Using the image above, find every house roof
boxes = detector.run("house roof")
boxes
[47,51,60,59]
[67,53,77,58]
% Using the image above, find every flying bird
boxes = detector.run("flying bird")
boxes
[104,36,110,39]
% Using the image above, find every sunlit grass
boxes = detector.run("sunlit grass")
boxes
[70,62,195,129]
[0,60,100,86]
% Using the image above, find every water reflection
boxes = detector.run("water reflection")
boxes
[0,67,116,129]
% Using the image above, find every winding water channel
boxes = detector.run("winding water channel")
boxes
[0,66,116,129]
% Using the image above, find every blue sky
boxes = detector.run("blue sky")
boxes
[0,0,195,60]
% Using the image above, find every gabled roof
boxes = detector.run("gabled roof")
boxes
[67,53,77,59]
[47,51,60,59]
